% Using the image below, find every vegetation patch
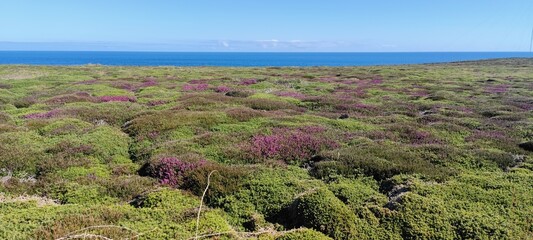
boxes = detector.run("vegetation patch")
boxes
[0,60,532,239]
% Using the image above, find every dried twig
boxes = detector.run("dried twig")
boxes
[194,170,218,240]
[55,225,139,240]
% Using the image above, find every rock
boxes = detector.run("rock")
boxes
[385,183,411,210]
[420,110,436,116]
[95,119,108,126]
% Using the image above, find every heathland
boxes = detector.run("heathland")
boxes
[0,59,532,239]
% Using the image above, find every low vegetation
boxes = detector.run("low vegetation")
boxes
[0,59,532,239]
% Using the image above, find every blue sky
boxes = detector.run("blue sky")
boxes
[1,1,532,52]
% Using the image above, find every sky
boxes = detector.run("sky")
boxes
[1,0,532,52]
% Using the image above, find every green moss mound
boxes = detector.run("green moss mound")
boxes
[289,188,359,239]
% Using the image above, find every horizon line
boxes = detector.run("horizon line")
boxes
[1,50,533,53]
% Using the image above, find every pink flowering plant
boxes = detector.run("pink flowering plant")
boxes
[99,96,137,102]
[247,126,338,163]
[485,84,510,94]
[215,85,231,93]
[24,109,62,119]
[182,83,209,91]
[139,78,158,88]
[239,79,258,85]
[153,157,207,186]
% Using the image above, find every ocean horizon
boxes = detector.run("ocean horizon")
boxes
[0,51,532,67]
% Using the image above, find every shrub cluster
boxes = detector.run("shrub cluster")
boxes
[1,61,532,239]
[246,126,339,163]
[144,157,207,186]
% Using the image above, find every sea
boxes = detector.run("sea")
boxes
[0,51,531,67]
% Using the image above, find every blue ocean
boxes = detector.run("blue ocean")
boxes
[0,51,531,66]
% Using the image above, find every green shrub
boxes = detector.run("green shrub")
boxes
[123,110,229,137]
[184,209,232,237]
[288,188,358,239]
[181,163,252,204]
[328,177,387,207]
[314,143,455,181]
[102,175,156,201]
[62,102,144,126]
[58,183,118,204]
[13,96,38,108]
[384,193,456,239]
[57,165,111,180]
[81,126,130,162]
[0,112,13,124]
[37,142,93,175]
[133,188,197,210]
[38,118,93,136]
[451,210,511,239]
[243,98,298,111]
[211,166,325,228]
[0,123,19,134]
[0,131,49,174]
[225,107,269,122]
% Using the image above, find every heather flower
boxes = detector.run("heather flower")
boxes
[147,131,160,139]
[334,102,377,114]
[188,79,209,84]
[24,109,62,119]
[48,141,94,156]
[333,87,366,97]
[510,102,533,111]
[410,131,432,144]
[484,84,509,94]
[99,96,137,102]
[248,126,338,162]
[153,157,206,186]
[139,77,158,88]
[239,79,257,85]
[465,130,510,142]
[215,85,231,93]
[46,92,96,105]
[370,76,383,84]
[114,82,136,91]
[182,83,209,91]
[389,125,441,145]
[353,103,375,109]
